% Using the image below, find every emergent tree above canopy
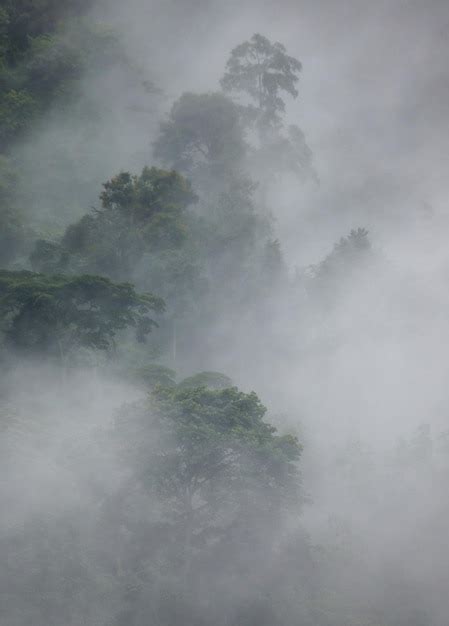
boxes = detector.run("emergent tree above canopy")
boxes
[221,33,302,129]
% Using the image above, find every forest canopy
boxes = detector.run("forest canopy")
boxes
[0,5,438,626]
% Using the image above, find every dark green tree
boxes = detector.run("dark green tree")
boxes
[99,167,197,225]
[178,371,233,390]
[0,0,95,64]
[32,167,198,281]
[0,89,38,149]
[0,1,123,152]
[30,167,204,366]
[0,270,164,363]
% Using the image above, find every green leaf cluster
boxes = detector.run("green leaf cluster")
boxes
[0,270,164,358]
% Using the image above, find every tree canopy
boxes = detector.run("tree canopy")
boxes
[115,383,301,561]
[0,270,164,359]
[154,92,246,175]
[31,167,199,283]
[0,14,410,626]
[221,33,302,130]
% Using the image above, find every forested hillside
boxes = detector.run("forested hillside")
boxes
[0,2,448,625]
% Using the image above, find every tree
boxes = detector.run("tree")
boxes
[99,167,197,225]
[0,2,122,153]
[0,270,164,364]
[0,89,38,150]
[220,34,315,186]
[221,33,302,131]
[0,156,26,266]
[31,167,199,282]
[0,206,26,267]
[252,123,316,182]
[29,167,205,366]
[191,173,270,286]
[153,92,246,176]
[307,228,371,284]
[301,227,376,312]
[178,371,233,390]
[0,0,95,64]
[116,385,301,559]
[112,383,301,623]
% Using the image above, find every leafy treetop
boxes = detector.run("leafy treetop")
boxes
[154,92,245,174]
[29,167,199,281]
[178,371,233,390]
[100,166,198,223]
[0,270,164,359]
[221,33,302,129]
[117,384,301,536]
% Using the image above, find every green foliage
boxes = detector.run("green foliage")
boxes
[111,381,303,625]
[191,174,268,287]
[252,123,316,182]
[0,207,25,267]
[22,33,83,102]
[0,153,16,201]
[0,8,10,62]
[179,371,233,390]
[0,270,164,359]
[151,383,300,487]
[221,33,302,129]
[0,89,38,148]
[115,384,301,550]
[100,166,197,226]
[29,169,206,358]
[154,92,246,174]
[0,0,95,64]
[0,13,435,626]
[29,238,68,274]
[0,156,27,266]
[134,246,207,316]
[32,167,199,283]
[304,228,373,307]
[61,214,96,256]
[0,2,121,152]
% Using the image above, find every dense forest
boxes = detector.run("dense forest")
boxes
[1,2,448,625]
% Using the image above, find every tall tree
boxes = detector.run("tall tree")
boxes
[31,167,198,281]
[221,34,315,184]
[117,384,301,550]
[112,383,302,623]
[221,33,302,131]
[154,92,246,176]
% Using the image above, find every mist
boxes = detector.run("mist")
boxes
[1,0,449,624]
